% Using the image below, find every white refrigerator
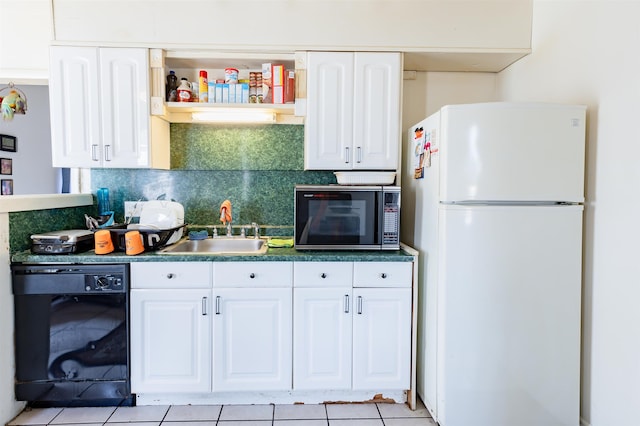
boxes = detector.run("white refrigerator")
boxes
[402,102,586,426]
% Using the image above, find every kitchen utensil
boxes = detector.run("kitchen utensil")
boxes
[30,229,95,254]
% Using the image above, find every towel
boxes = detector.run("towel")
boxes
[267,238,294,248]
[220,200,232,225]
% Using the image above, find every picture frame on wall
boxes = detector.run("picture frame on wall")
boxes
[1,179,13,195]
[0,134,17,152]
[0,158,11,175]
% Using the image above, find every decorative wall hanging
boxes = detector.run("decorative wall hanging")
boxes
[0,134,16,152]
[0,158,11,175]
[0,82,27,121]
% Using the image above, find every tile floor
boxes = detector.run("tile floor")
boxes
[7,400,436,426]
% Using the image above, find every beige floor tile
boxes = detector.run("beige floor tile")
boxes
[8,408,63,425]
[274,404,327,420]
[217,421,272,426]
[50,407,116,424]
[164,405,221,422]
[218,404,273,421]
[326,404,380,419]
[383,418,438,426]
[274,420,328,426]
[107,406,169,423]
[329,419,384,426]
[376,401,431,418]
[161,422,216,426]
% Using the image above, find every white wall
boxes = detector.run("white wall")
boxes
[497,2,640,425]
[0,212,24,423]
[0,85,61,195]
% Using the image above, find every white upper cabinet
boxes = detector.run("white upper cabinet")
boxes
[49,46,170,169]
[51,0,532,72]
[0,0,52,84]
[305,52,401,171]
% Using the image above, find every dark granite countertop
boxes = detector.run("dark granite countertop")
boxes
[11,244,416,264]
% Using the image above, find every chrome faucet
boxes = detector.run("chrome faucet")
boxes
[252,222,260,239]
[226,222,232,237]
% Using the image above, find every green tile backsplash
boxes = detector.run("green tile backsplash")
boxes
[91,124,336,227]
[9,206,95,253]
[171,123,304,170]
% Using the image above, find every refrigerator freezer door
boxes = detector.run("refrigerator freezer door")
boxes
[438,102,586,203]
[436,204,582,426]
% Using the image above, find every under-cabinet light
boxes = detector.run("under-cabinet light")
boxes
[191,110,276,123]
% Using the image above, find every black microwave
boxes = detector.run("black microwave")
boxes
[294,185,401,250]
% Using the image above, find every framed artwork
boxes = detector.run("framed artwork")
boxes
[1,179,13,195]
[0,158,11,175]
[0,134,16,152]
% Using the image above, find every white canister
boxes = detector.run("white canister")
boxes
[225,68,239,84]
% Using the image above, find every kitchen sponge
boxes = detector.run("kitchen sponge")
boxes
[188,230,209,240]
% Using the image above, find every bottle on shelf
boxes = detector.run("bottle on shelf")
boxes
[199,70,208,103]
[177,78,192,102]
[166,70,178,102]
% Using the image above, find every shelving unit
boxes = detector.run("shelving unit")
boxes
[150,49,302,124]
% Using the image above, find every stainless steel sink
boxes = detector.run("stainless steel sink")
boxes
[161,237,269,255]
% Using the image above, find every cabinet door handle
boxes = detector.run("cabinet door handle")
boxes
[202,297,208,315]
[215,296,221,315]
[104,145,112,162]
[357,295,363,315]
[344,294,350,313]
[345,147,350,164]
[356,146,362,163]
[91,144,99,161]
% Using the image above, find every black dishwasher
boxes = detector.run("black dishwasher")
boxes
[11,263,132,407]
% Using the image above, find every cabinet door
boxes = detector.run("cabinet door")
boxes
[0,0,51,84]
[352,288,411,390]
[49,46,101,168]
[99,48,151,168]
[304,52,354,170]
[353,52,401,170]
[293,287,352,390]
[213,287,292,391]
[130,289,211,393]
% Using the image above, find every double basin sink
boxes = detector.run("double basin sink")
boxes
[161,237,269,255]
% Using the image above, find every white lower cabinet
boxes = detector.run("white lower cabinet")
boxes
[212,262,293,391]
[130,259,412,399]
[130,262,212,393]
[293,261,412,391]
[293,286,353,390]
[353,262,413,390]
[130,289,211,393]
[352,287,412,390]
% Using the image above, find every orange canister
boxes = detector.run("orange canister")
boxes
[125,231,145,255]
[94,230,114,254]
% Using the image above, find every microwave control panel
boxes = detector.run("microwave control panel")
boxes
[382,191,400,246]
